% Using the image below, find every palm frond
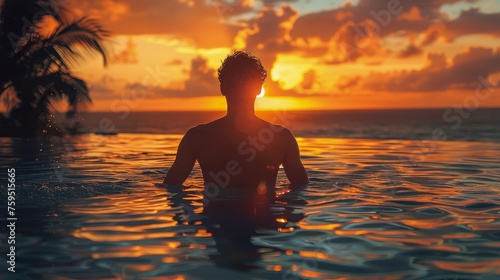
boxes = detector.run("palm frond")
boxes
[49,17,109,67]
[39,0,72,26]
[0,85,20,112]
[0,0,71,43]
[20,38,74,73]
[1,1,108,136]
[35,87,56,121]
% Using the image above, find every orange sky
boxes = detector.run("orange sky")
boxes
[64,0,500,111]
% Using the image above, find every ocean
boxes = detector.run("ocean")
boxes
[0,108,499,279]
[74,108,500,142]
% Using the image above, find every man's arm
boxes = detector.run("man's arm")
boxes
[282,129,308,186]
[163,128,198,185]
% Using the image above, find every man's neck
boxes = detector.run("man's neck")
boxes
[225,101,255,119]
[225,100,261,133]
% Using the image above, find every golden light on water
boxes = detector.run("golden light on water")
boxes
[13,133,498,278]
[257,87,265,98]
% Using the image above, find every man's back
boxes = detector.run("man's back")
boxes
[164,115,308,200]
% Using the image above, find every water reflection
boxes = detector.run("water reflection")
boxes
[1,135,499,279]
[166,183,306,273]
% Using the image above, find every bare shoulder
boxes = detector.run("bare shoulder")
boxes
[278,126,297,145]
[184,118,224,139]
[184,124,205,141]
[261,120,296,144]
[197,117,225,130]
[260,118,290,134]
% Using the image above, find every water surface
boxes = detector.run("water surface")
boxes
[0,134,499,279]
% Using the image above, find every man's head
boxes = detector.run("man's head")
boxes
[218,51,267,100]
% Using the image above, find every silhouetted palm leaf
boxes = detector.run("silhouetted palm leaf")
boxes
[0,0,108,136]
[49,17,109,67]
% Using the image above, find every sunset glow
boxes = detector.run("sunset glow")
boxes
[58,0,500,111]
[257,87,266,98]
[2,1,499,278]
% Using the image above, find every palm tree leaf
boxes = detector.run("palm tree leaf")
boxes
[49,17,109,66]
[0,0,71,45]
[1,1,108,136]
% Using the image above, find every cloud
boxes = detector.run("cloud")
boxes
[212,0,256,18]
[233,4,317,96]
[165,59,184,66]
[338,47,500,92]
[72,0,499,64]
[421,23,447,46]
[261,0,298,6]
[235,4,299,68]
[89,75,125,99]
[398,43,423,58]
[183,56,220,96]
[71,0,244,48]
[111,37,138,64]
[324,19,384,64]
[152,54,321,98]
[73,0,129,21]
[127,56,219,98]
[287,0,496,63]
[71,0,498,56]
[73,0,500,100]
[439,8,500,41]
[300,69,317,90]
[397,6,423,21]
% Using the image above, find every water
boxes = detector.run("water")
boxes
[1,109,500,279]
[69,108,500,142]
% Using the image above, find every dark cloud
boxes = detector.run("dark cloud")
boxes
[324,19,384,64]
[127,56,219,98]
[261,0,298,6]
[291,0,480,42]
[234,4,324,96]
[165,59,184,66]
[300,69,316,90]
[89,75,125,99]
[125,54,321,98]
[72,0,499,64]
[212,0,256,17]
[339,47,500,92]
[398,43,423,58]
[75,0,500,99]
[235,4,298,68]
[287,0,495,63]
[440,8,500,41]
[421,23,447,46]
[73,0,244,48]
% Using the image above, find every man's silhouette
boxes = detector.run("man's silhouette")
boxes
[163,51,308,205]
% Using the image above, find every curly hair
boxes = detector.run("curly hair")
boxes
[218,51,267,95]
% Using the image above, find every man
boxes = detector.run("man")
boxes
[163,51,308,206]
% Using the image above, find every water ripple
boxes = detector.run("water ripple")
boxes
[1,135,499,279]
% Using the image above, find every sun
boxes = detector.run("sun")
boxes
[257,87,265,98]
